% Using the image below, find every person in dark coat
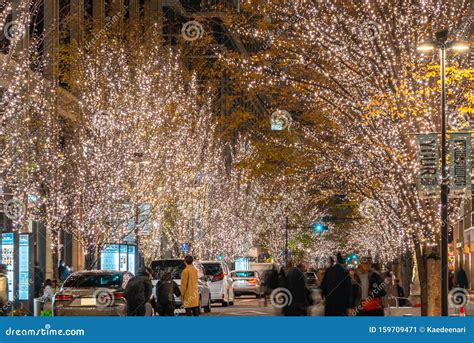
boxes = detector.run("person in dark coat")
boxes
[155,272,180,316]
[263,265,279,306]
[394,279,406,306]
[320,254,352,316]
[124,268,153,316]
[34,262,44,298]
[455,267,469,289]
[349,269,361,309]
[58,261,70,282]
[285,262,312,316]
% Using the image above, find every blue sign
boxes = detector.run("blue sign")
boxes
[127,246,136,275]
[100,244,136,274]
[19,235,29,300]
[1,233,14,301]
[0,316,472,343]
[235,257,249,270]
[180,243,189,253]
[100,244,119,270]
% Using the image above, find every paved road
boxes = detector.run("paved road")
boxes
[203,296,275,316]
[201,293,474,316]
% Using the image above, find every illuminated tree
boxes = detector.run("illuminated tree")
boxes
[222,0,472,315]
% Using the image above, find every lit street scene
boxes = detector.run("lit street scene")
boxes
[0,0,473,324]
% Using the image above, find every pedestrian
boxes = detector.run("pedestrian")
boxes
[355,257,386,316]
[394,279,406,307]
[455,267,469,289]
[320,254,352,316]
[156,271,180,316]
[383,271,398,307]
[58,261,70,282]
[0,264,9,316]
[449,271,455,290]
[180,255,200,316]
[285,262,312,316]
[34,262,44,298]
[124,268,153,316]
[263,265,279,306]
[349,269,361,310]
[40,279,55,310]
[51,280,59,294]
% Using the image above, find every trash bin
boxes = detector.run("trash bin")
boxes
[33,298,42,317]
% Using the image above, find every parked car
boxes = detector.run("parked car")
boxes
[231,270,263,298]
[305,272,319,287]
[201,261,234,306]
[53,270,133,316]
[150,259,212,314]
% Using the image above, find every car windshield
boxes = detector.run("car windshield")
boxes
[232,271,255,278]
[63,273,122,288]
[202,263,223,276]
[151,260,185,279]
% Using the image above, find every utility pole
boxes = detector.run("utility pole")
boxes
[284,216,288,268]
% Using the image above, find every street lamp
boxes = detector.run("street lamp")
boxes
[417,29,470,316]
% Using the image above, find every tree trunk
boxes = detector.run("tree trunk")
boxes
[426,254,441,315]
[400,251,413,297]
[414,242,428,316]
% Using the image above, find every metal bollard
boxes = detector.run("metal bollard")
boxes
[33,298,42,316]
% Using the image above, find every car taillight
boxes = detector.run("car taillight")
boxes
[113,292,125,300]
[212,272,224,281]
[55,294,73,301]
[247,278,257,285]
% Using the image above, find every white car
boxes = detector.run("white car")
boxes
[201,261,234,306]
[150,259,212,314]
[231,270,263,298]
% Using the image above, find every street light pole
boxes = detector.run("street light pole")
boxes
[284,216,288,268]
[418,30,469,316]
[439,41,449,317]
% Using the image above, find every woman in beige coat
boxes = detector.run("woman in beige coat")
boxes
[180,255,200,316]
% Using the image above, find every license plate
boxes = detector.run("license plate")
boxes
[81,298,96,306]
[237,280,246,285]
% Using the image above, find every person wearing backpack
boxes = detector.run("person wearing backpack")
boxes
[156,272,180,316]
[124,268,153,316]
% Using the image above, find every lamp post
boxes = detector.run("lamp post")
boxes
[284,216,288,268]
[417,30,469,316]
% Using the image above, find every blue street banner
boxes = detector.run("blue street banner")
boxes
[415,133,439,198]
[0,317,472,343]
[449,132,472,198]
